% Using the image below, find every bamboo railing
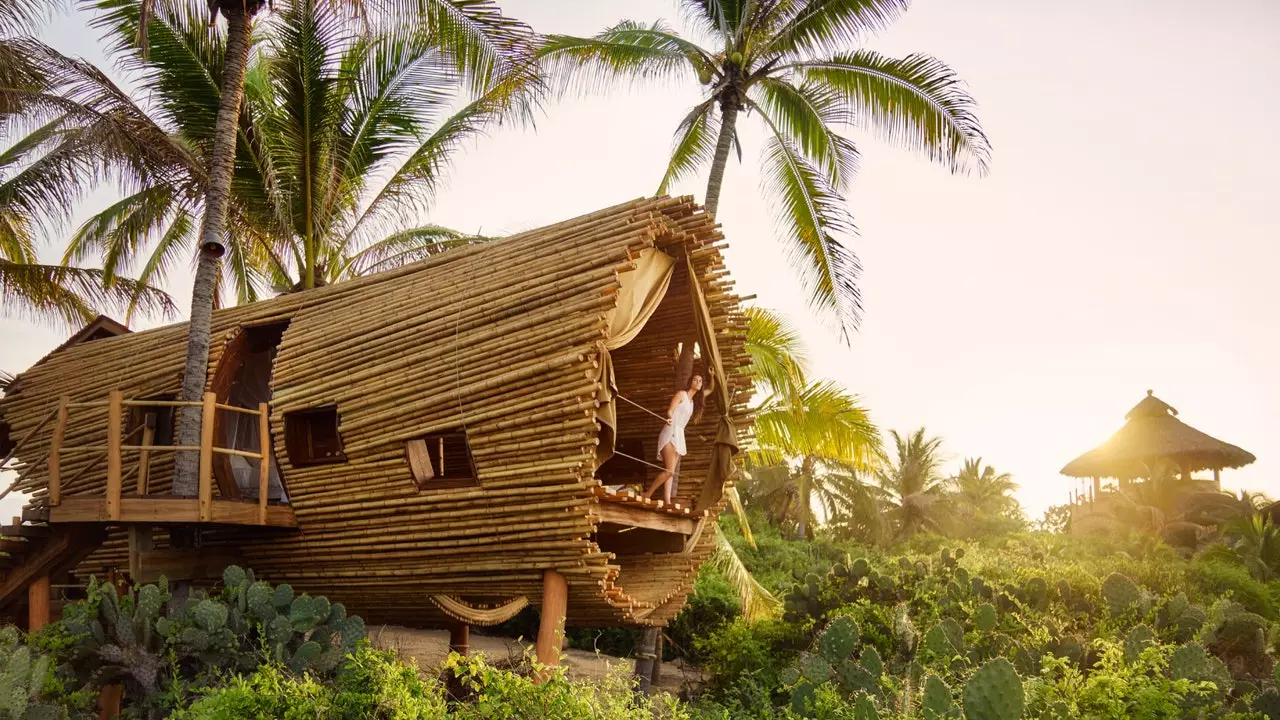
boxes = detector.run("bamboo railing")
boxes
[47,391,274,525]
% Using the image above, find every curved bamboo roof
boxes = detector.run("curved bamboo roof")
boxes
[1060,390,1256,479]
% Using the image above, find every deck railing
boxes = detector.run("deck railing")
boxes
[48,391,273,525]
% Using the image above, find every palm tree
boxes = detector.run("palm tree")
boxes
[1201,513,1280,582]
[47,0,521,300]
[750,380,881,540]
[539,1,990,336]
[877,427,946,540]
[5,0,533,495]
[948,457,1021,530]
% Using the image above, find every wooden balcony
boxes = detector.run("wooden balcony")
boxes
[591,486,706,554]
[45,391,296,529]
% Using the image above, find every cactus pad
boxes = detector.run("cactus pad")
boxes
[818,615,860,661]
[962,658,1025,720]
[974,603,998,632]
[922,674,957,719]
[1101,573,1141,616]
[1123,624,1155,664]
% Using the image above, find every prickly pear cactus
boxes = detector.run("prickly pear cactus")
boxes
[1101,572,1141,616]
[962,658,1025,720]
[1123,624,1156,664]
[852,694,878,720]
[1023,578,1048,610]
[0,630,56,720]
[817,615,860,661]
[922,674,958,719]
[974,603,998,632]
[1168,642,1231,692]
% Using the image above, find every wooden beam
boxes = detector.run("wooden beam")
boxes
[132,547,245,584]
[106,390,123,521]
[27,575,50,632]
[128,526,154,581]
[596,503,696,535]
[137,413,156,495]
[258,403,271,525]
[48,497,298,528]
[0,527,105,614]
[47,396,69,506]
[198,392,216,522]
[534,568,567,682]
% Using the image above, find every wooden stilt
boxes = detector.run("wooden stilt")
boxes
[448,622,470,656]
[534,568,567,682]
[633,627,659,693]
[650,632,663,688]
[28,575,50,632]
[97,684,123,720]
[1214,467,1221,490]
[128,526,154,583]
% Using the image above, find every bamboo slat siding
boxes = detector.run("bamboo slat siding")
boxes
[0,197,751,628]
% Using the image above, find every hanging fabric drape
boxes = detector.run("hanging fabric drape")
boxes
[684,253,739,513]
[595,248,677,465]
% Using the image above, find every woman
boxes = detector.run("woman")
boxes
[641,373,707,503]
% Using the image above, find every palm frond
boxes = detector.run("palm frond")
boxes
[764,0,909,60]
[656,98,718,195]
[744,305,807,398]
[754,100,862,338]
[678,0,750,43]
[711,524,780,621]
[538,20,704,96]
[341,224,477,276]
[0,259,176,330]
[795,51,991,175]
[752,77,859,189]
[388,0,535,97]
[724,485,756,548]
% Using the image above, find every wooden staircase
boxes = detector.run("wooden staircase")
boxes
[0,505,104,628]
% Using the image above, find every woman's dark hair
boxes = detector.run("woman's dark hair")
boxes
[686,373,706,424]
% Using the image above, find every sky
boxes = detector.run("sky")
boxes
[2,0,1279,521]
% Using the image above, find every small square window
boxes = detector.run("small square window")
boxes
[284,407,346,466]
[405,431,477,490]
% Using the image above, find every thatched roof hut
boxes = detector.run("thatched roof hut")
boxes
[1061,390,1256,483]
[0,197,751,665]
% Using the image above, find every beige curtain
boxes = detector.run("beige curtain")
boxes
[604,248,676,350]
[595,248,676,465]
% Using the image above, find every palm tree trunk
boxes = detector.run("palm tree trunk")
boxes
[797,455,814,540]
[704,99,739,217]
[171,5,255,497]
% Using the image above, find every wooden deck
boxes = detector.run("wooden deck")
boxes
[49,496,297,528]
[592,486,705,535]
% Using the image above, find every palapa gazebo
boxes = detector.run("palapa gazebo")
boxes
[1061,390,1256,497]
[0,196,751,675]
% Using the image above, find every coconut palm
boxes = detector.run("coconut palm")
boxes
[47,0,524,299]
[948,457,1021,530]
[4,0,533,495]
[750,380,881,540]
[539,0,990,336]
[877,427,946,540]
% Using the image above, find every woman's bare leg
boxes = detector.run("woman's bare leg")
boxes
[642,443,680,500]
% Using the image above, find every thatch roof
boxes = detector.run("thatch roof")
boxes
[1060,390,1255,479]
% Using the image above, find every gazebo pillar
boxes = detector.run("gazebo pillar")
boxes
[1091,476,1100,498]
[1213,468,1221,490]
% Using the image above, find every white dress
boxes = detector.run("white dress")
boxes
[656,393,694,458]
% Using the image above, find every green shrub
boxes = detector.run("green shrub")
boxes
[1190,557,1277,619]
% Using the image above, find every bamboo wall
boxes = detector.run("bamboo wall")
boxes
[0,196,751,628]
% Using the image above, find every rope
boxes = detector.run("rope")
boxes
[610,449,667,472]
[616,394,709,444]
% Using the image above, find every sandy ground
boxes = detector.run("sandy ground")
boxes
[370,625,704,696]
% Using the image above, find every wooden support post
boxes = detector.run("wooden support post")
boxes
[258,402,271,525]
[534,568,568,682]
[1091,476,1100,499]
[128,526,154,583]
[198,392,216,522]
[650,632,663,688]
[633,627,659,693]
[1214,468,1221,490]
[28,575,50,632]
[106,391,124,521]
[448,622,470,656]
[48,396,69,506]
[97,684,122,720]
[137,413,156,495]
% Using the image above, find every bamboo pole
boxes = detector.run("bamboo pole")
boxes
[258,402,271,525]
[106,390,123,521]
[48,396,69,505]
[137,413,156,494]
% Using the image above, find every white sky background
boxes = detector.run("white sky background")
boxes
[2,0,1278,522]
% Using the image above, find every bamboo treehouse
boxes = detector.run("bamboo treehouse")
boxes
[0,197,751,669]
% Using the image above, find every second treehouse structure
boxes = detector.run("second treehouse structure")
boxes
[0,197,751,666]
